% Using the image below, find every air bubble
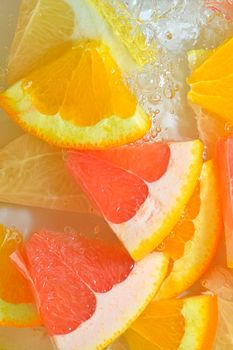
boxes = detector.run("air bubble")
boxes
[166,31,173,40]
[224,122,233,134]
[157,241,166,251]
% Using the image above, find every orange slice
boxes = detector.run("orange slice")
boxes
[187,49,232,159]
[1,41,150,149]
[12,229,169,350]
[8,0,155,85]
[156,161,222,300]
[124,295,218,350]
[188,35,233,124]
[0,224,39,327]
[66,140,203,260]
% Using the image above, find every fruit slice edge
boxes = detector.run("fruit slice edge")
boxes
[0,83,150,149]
[156,160,222,300]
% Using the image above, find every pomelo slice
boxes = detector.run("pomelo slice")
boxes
[0,224,39,327]
[12,230,169,350]
[156,161,222,300]
[215,138,233,268]
[1,41,150,149]
[0,134,93,213]
[124,295,218,350]
[66,140,203,260]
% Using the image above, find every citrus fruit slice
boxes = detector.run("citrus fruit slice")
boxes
[187,49,232,159]
[0,224,39,327]
[66,140,203,260]
[156,161,222,300]
[202,265,233,349]
[124,295,218,350]
[215,138,233,268]
[11,230,169,350]
[188,35,233,123]
[1,41,150,149]
[0,134,93,213]
[8,0,155,84]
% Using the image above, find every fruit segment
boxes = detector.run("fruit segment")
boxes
[12,229,169,350]
[125,295,218,350]
[67,140,203,260]
[0,134,93,213]
[188,35,233,123]
[0,225,40,327]
[215,138,233,268]
[0,41,150,149]
[156,161,222,300]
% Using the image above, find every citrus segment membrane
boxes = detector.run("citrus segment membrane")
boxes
[67,140,203,260]
[125,295,218,350]
[156,161,222,300]
[12,229,169,350]
[0,134,93,213]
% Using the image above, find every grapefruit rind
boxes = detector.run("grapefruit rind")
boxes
[179,296,218,350]
[0,84,151,149]
[110,140,203,261]
[0,298,40,328]
[53,253,169,350]
[156,161,222,300]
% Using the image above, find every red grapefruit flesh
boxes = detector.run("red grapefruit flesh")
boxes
[215,138,233,267]
[66,141,203,260]
[12,230,169,350]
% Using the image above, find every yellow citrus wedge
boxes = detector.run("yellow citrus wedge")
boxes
[12,229,169,350]
[8,0,155,84]
[188,35,233,124]
[0,134,93,213]
[156,161,222,300]
[0,224,40,327]
[66,140,203,260]
[124,295,218,350]
[1,40,150,149]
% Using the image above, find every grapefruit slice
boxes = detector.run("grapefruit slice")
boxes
[156,161,222,300]
[66,140,203,260]
[1,41,150,149]
[215,138,233,268]
[124,295,218,350]
[0,134,93,213]
[0,224,39,327]
[12,230,169,350]
[8,0,155,84]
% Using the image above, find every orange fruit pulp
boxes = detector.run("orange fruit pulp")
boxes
[0,225,33,304]
[23,41,136,127]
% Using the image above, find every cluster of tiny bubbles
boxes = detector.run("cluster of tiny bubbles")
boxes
[6,226,22,243]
